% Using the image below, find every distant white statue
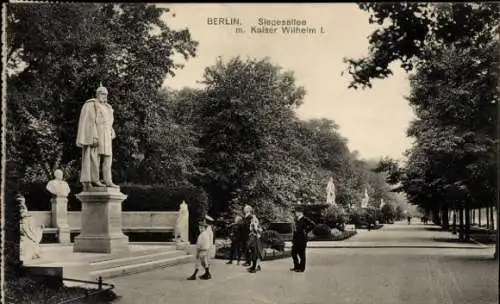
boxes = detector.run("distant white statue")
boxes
[326,177,336,205]
[46,169,71,197]
[361,188,369,208]
[379,198,385,208]
[174,201,189,243]
[18,195,44,261]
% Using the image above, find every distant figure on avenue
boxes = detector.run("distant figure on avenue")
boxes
[407,216,412,225]
[290,207,315,273]
[76,83,119,190]
[241,205,253,266]
[18,195,44,261]
[227,215,244,265]
[247,208,263,273]
[187,221,212,280]
[174,201,189,243]
[46,169,71,197]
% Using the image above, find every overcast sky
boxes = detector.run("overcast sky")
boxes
[158,3,416,161]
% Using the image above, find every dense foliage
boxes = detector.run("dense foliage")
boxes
[355,3,498,247]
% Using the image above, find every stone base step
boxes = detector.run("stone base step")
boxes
[90,249,186,271]
[24,244,194,283]
[90,254,194,279]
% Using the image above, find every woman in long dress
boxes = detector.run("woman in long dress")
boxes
[18,195,44,261]
[247,209,263,273]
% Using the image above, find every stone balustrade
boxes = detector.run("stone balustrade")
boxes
[31,211,179,243]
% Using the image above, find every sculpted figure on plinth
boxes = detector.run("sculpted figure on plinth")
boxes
[18,195,44,261]
[326,177,336,206]
[76,83,119,190]
[175,201,190,243]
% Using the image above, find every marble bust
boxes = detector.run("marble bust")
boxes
[46,169,71,197]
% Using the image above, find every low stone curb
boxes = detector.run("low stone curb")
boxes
[305,243,492,249]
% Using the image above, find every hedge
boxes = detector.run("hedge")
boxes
[19,182,208,212]
[5,275,117,304]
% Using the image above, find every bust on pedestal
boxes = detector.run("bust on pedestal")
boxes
[46,169,71,244]
[73,84,129,253]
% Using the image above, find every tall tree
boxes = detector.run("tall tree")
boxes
[345,3,499,89]
[198,56,307,218]
[5,2,197,277]
[7,3,198,185]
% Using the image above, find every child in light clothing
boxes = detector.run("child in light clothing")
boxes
[205,215,215,258]
[187,221,212,280]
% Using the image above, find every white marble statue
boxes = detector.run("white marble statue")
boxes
[326,177,336,205]
[379,198,385,208]
[174,201,189,243]
[76,83,119,189]
[361,188,369,208]
[18,195,44,261]
[46,169,71,197]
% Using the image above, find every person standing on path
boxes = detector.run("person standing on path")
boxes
[204,215,215,258]
[227,215,243,264]
[247,210,263,273]
[187,221,212,280]
[241,205,253,267]
[290,207,315,273]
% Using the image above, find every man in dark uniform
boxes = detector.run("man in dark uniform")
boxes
[290,207,315,273]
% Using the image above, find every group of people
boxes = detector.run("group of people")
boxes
[188,205,316,281]
[225,205,263,273]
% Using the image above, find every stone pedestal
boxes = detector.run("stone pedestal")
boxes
[51,197,71,244]
[73,187,129,253]
[176,241,189,250]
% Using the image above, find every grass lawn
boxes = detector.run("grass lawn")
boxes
[5,275,118,304]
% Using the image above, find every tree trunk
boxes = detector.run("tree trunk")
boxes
[4,181,22,284]
[465,206,471,242]
[441,203,449,230]
[495,204,499,260]
[478,207,482,227]
[489,205,495,230]
[486,207,490,229]
[432,206,441,225]
[472,209,475,225]
[458,208,465,240]
[451,208,457,234]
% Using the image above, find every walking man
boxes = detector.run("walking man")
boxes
[290,207,315,273]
